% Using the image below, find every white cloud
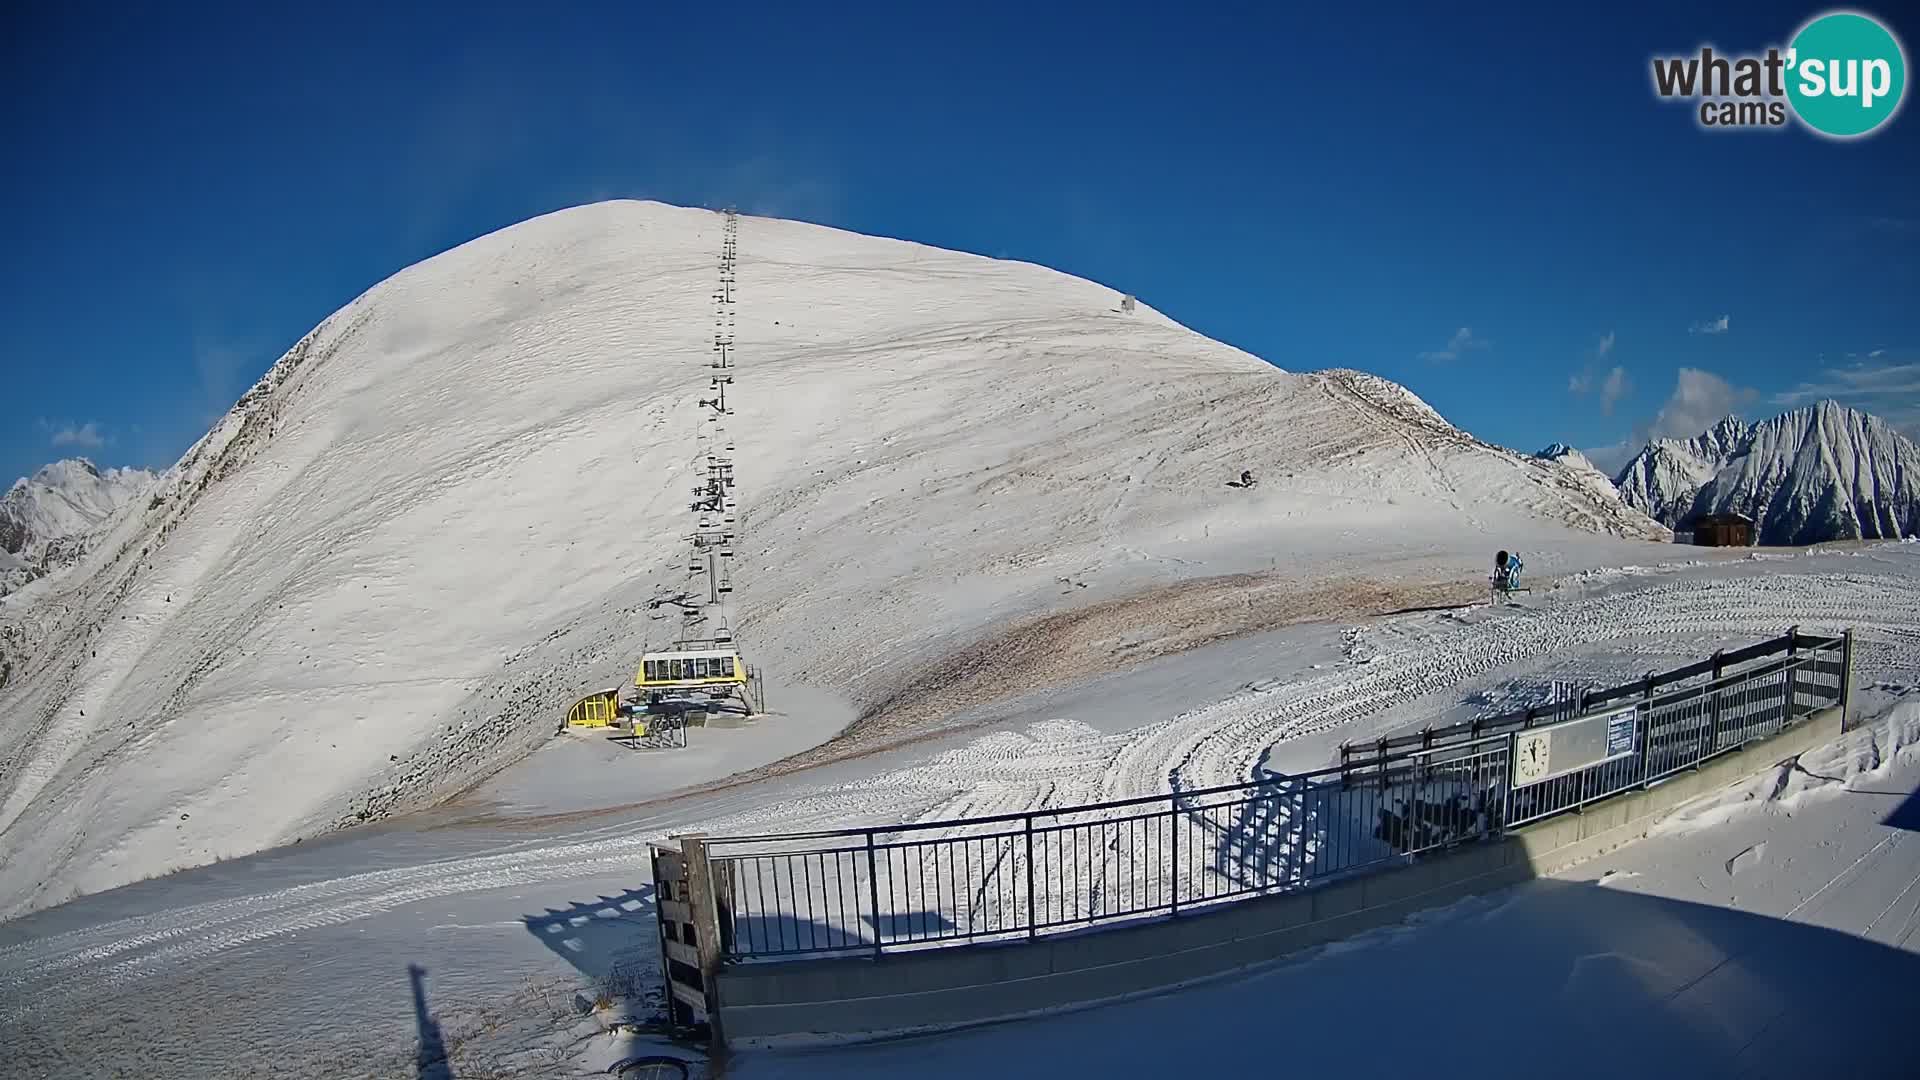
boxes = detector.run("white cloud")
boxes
[1772,356,1920,438]
[1600,366,1632,416]
[1417,326,1489,362]
[1648,367,1756,439]
[1590,367,1759,475]
[1688,314,1730,335]
[47,421,107,450]
[1568,333,1630,415]
[1582,440,1637,476]
[1870,348,1886,358]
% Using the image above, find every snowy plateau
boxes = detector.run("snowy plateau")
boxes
[1,201,1917,1080]
[1615,406,1920,545]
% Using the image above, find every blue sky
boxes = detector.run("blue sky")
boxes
[4,1,1917,485]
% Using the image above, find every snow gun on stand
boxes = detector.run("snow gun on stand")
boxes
[1491,550,1529,605]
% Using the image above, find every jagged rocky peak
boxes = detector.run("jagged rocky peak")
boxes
[1614,402,1919,545]
[0,456,156,595]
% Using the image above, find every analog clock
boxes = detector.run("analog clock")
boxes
[1515,732,1552,785]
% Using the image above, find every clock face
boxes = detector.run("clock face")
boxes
[1515,732,1552,784]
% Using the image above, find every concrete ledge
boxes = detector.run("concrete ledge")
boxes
[1519,704,1842,877]
[717,705,1844,1047]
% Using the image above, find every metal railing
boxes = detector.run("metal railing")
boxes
[702,629,1850,962]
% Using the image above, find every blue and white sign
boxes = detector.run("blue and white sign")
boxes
[1605,707,1638,758]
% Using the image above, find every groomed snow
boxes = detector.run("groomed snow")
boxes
[0,200,1667,918]
[734,702,1920,1080]
[2,552,1917,1078]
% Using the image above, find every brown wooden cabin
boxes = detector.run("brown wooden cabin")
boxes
[1689,512,1754,547]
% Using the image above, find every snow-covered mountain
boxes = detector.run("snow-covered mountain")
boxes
[1537,443,1598,474]
[0,200,1666,917]
[1614,405,1919,545]
[1534,442,1622,502]
[0,459,154,596]
[1612,417,1751,525]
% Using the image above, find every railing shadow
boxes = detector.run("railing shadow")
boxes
[407,963,454,1080]
[1883,788,1920,833]
[521,885,658,1002]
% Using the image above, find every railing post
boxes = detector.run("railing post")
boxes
[680,833,728,1051]
[1024,815,1037,939]
[1168,793,1180,917]
[865,831,882,959]
[1706,649,1725,759]
[1639,672,1656,787]
[1785,626,1800,725]
[1841,628,1856,729]
[1500,731,1516,830]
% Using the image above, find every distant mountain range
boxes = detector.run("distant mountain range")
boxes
[0,458,155,596]
[1603,402,1919,546]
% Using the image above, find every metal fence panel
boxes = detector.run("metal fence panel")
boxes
[705,630,1849,961]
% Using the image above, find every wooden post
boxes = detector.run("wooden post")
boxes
[680,833,728,1051]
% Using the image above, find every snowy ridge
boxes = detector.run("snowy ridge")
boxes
[1613,416,1750,525]
[1535,443,1621,505]
[0,459,155,597]
[0,200,1664,917]
[1616,404,1920,545]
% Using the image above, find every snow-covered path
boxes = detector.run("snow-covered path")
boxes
[735,704,1920,1080]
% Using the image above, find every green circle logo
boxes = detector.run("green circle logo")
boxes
[1786,11,1907,137]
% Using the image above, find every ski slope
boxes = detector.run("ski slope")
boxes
[0,200,1666,918]
[2,552,1917,1079]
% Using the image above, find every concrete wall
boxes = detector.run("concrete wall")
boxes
[717,705,1844,1048]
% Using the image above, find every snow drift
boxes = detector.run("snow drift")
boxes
[0,200,1665,917]
[1616,404,1920,545]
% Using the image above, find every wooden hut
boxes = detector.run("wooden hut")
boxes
[1689,512,1754,547]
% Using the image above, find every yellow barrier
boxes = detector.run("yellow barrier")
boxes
[564,688,622,728]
